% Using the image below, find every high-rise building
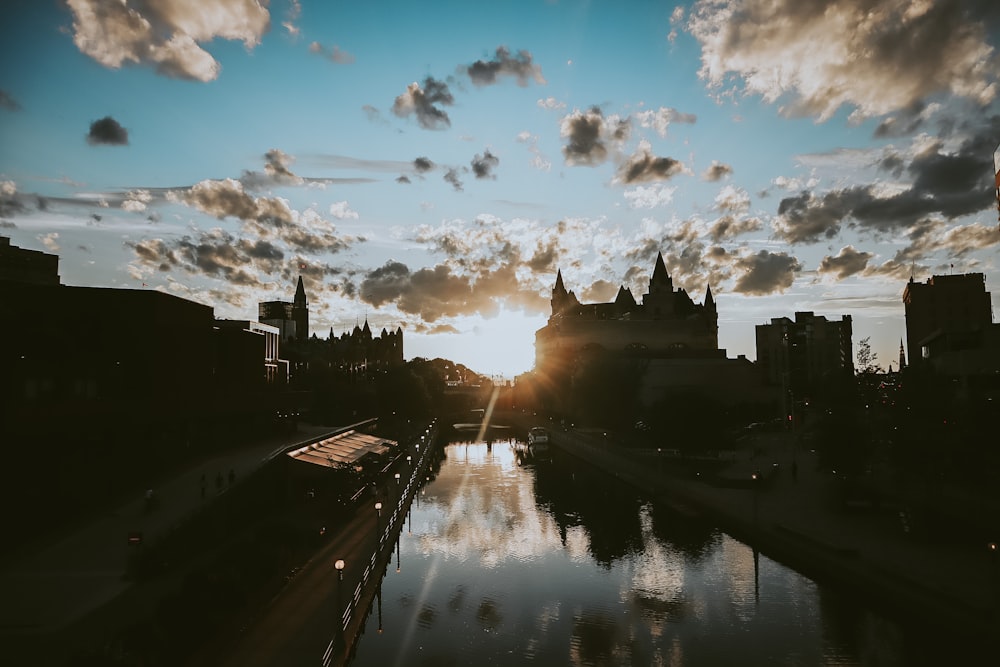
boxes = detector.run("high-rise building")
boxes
[259,276,310,342]
[0,236,60,285]
[902,273,993,368]
[755,311,854,409]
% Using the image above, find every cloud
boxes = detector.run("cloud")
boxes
[443,168,464,192]
[359,259,545,322]
[614,140,686,184]
[86,116,129,146]
[0,89,21,111]
[309,41,355,64]
[633,107,697,137]
[392,77,454,130]
[624,184,676,209]
[465,46,545,87]
[283,0,301,38]
[39,232,60,252]
[471,149,499,179]
[702,160,733,181]
[774,117,999,243]
[560,107,630,166]
[732,249,801,295]
[516,131,551,172]
[537,97,566,111]
[168,178,359,254]
[121,189,152,212]
[328,201,359,219]
[414,156,435,173]
[687,0,999,121]
[818,245,874,280]
[66,0,270,82]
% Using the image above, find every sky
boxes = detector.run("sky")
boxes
[2,0,999,377]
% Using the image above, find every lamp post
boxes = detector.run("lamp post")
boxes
[374,501,382,546]
[407,455,412,466]
[334,559,345,639]
[394,472,401,486]
[751,471,760,527]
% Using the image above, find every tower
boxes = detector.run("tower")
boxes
[898,338,907,371]
[292,275,309,341]
[642,252,675,319]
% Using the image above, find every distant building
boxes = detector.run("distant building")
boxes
[0,236,60,286]
[322,319,404,373]
[755,311,854,411]
[534,253,765,410]
[259,276,309,342]
[536,252,721,367]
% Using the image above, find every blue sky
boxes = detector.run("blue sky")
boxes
[2,0,999,376]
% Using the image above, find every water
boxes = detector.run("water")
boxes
[344,439,943,666]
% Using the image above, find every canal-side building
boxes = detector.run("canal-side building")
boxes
[533,252,766,410]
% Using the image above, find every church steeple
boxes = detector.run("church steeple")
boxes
[291,275,309,341]
[705,284,715,310]
[553,269,567,297]
[898,338,907,371]
[649,252,673,294]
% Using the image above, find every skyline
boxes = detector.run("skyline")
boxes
[2,1,999,376]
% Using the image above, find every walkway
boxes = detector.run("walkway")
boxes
[1,424,340,662]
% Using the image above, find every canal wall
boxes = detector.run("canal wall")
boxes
[548,427,998,647]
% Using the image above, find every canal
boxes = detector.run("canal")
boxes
[344,437,953,666]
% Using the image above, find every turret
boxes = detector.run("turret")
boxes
[291,275,309,340]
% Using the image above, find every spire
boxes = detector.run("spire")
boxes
[898,338,907,371]
[705,284,715,309]
[652,252,669,284]
[293,275,307,307]
[554,269,566,295]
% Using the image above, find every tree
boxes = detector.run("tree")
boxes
[855,336,881,374]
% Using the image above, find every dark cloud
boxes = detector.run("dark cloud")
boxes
[873,101,932,138]
[708,215,761,242]
[87,116,129,146]
[471,149,499,179]
[818,246,874,280]
[0,90,21,111]
[396,175,411,184]
[392,77,454,130]
[702,160,733,181]
[560,107,630,166]
[775,118,999,243]
[444,168,463,192]
[616,145,685,184]
[414,157,434,173]
[359,259,545,322]
[465,46,545,87]
[733,250,801,295]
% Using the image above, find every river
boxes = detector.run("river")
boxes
[343,438,953,666]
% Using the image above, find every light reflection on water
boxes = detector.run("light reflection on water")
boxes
[346,440,936,666]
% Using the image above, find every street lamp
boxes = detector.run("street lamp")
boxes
[394,472,401,485]
[751,471,760,527]
[334,558,345,639]
[374,501,383,546]
[407,455,412,466]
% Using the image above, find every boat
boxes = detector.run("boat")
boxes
[528,426,549,445]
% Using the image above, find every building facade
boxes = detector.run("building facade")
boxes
[535,252,721,370]
[259,276,310,342]
[902,273,994,369]
[755,311,854,411]
[0,236,60,285]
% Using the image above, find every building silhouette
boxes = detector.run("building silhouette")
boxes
[536,252,720,365]
[902,273,994,369]
[533,253,763,412]
[755,312,854,415]
[0,235,59,285]
[259,276,309,342]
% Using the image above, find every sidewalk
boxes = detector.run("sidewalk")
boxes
[0,424,338,639]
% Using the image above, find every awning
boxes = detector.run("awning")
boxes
[287,430,396,468]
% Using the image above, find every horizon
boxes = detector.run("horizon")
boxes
[2,1,999,377]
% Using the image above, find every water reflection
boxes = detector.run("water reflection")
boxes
[346,439,955,666]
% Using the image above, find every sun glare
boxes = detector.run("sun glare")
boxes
[408,309,546,378]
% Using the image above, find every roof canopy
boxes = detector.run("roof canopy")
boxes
[287,430,396,468]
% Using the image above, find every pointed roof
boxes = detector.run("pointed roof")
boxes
[554,269,566,294]
[614,285,636,307]
[705,284,715,306]
[293,275,307,306]
[362,318,371,334]
[651,252,670,285]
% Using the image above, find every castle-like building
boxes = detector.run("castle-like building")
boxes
[262,277,404,376]
[535,252,721,367]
